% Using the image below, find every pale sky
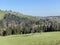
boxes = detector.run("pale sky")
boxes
[0,0,60,16]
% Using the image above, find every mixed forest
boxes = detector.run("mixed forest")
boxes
[0,10,60,36]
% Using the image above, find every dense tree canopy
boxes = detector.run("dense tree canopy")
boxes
[0,12,60,36]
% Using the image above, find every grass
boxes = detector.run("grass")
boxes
[0,32,60,45]
[0,10,5,19]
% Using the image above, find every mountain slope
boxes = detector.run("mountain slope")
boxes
[0,10,38,20]
[0,10,60,36]
[0,10,5,19]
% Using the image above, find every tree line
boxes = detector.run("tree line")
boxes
[0,13,60,36]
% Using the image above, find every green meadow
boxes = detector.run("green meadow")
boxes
[0,32,60,45]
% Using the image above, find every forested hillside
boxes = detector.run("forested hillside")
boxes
[0,10,60,36]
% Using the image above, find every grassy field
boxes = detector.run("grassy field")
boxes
[0,32,60,45]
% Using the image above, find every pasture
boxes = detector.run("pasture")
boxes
[0,32,60,45]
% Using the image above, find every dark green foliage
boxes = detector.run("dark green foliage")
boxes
[0,11,60,36]
[2,30,7,36]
